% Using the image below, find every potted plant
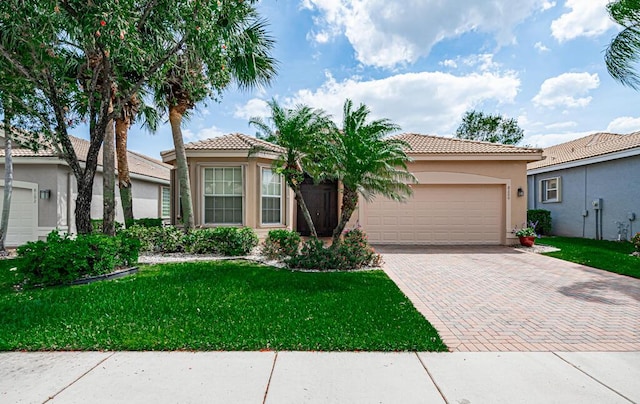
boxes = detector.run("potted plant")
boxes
[515,224,537,247]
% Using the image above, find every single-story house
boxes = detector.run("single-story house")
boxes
[161,133,543,245]
[527,132,640,241]
[0,130,171,247]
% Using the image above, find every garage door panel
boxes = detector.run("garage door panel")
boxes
[363,184,503,245]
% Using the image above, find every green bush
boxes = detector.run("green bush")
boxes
[204,227,258,256]
[121,225,185,253]
[125,217,163,229]
[16,231,141,286]
[261,229,301,260]
[287,229,381,271]
[91,220,124,234]
[527,209,552,235]
[633,232,640,252]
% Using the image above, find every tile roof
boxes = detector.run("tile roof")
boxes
[0,130,170,181]
[164,133,285,154]
[392,133,543,155]
[527,132,640,170]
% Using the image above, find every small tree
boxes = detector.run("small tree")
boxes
[249,99,335,238]
[455,110,524,145]
[323,99,415,245]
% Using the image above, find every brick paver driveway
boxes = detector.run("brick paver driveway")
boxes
[378,246,640,352]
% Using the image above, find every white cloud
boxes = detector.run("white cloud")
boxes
[606,116,640,134]
[534,42,550,52]
[303,0,555,68]
[544,121,578,130]
[234,98,271,120]
[532,72,600,108]
[238,70,520,135]
[441,59,457,69]
[524,130,594,148]
[182,126,226,141]
[551,0,616,42]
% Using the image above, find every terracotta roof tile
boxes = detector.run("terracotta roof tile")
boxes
[178,133,285,153]
[527,132,640,170]
[392,133,543,154]
[0,130,170,181]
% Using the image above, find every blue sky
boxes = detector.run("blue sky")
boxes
[116,0,640,159]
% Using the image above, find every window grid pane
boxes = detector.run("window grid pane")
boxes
[161,187,170,217]
[203,167,243,224]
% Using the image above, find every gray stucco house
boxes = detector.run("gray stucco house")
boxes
[527,132,640,241]
[0,130,171,247]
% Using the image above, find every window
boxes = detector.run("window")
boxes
[540,177,561,203]
[161,187,170,218]
[203,167,243,224]
[261,168,282,224]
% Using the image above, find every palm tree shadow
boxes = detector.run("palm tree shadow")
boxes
[558,279,640,305]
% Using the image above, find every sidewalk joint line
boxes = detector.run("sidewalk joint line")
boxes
[415,352,449,404]
[552,352,635,403]
[262,351,278,404]
[43,352,116,403]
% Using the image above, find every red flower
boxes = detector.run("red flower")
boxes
[100,20,106,26]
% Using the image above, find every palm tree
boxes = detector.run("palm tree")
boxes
[249,99,335,238]
[115,94,141,227]
[159,12,276,230]
[0,96,13,253]
[324,99,416,245]
[605,0,640,89]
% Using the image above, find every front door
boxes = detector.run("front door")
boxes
[297,178,338,237]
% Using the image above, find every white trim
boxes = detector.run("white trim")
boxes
[539,176,561,203]
[163,149,281,162]
[411,153,543,162]
[259,167,284,226]
[527,147,640,175]
[201,165,245,226]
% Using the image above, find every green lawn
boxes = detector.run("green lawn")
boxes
[0,259,446,352]
[536,236,639,279]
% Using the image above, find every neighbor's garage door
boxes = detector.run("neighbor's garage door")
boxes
[0,185,37,247]
[362,184,504,245]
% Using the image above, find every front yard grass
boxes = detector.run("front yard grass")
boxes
[0,259,446,352]
[536,236,639,279]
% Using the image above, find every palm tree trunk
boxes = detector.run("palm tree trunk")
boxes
[0,104,13,253]
[116,117,134,226]
[292,184,317,238]
[102,108,116,236]
[168,103,194,231]
[331,186,358,245]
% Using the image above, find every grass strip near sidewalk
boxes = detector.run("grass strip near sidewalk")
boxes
[536,236,639,279]
[0,259,446,352]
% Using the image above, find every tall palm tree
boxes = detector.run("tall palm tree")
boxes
[249,99,335,238]
[605,0,640,89]
[115,94,141,227]
[324,99,416,245]
[159,12,276,230]
[0,96,13,253]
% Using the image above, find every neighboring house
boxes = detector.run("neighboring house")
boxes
[0,130,171,247]
[527,132,640,241]
[161,133,542,245]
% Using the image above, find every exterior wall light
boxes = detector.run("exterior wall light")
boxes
[39,189,51,200]
[517,187,524,197]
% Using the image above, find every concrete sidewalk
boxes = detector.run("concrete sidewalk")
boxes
[1,351,639,403]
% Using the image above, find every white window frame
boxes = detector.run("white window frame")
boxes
[540,176,561,203]
[161,186,171,218]
[203,166,244,225]
[260,167,283,226]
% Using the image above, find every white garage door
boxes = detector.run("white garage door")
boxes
[362,184,504,245]
[0,184,38,247]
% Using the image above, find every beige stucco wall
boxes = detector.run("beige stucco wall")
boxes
[348,158,530,244]
[170,155,294,239]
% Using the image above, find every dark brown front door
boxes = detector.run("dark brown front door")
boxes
[297,179,338,237]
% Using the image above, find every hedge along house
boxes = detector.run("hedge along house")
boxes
[160,133,296,239]
[0,129,171,247]
[162,132,543,245]
[527,132,640,241]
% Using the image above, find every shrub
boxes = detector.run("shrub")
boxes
[120,225,185,253]
[16,231,141,286]
[91,220,124,234]
[287,229,382,271]
[633,232,640,252]
[202,227,258,256]
[125,217,163,229]
[261,229,301,260]
[183,228,220,254]
[527,210,552,235]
